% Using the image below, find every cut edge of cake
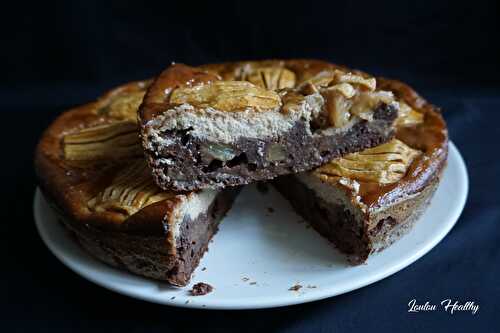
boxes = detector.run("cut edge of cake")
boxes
[273,76,448,263]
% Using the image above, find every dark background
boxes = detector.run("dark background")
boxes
[2,0,499,331]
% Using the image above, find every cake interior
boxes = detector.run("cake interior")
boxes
[273,170,441,263]
[54,187,239,286]
[167,188,240,285]
[146,104,396,191]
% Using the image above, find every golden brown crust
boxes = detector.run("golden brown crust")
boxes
[315,77,448,210]
[34,80,182,234]
[366,78,448,208]
[139,59,353,123]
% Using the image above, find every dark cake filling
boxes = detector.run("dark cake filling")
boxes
[273,175,371,262]
[148,103,397,190]
[54,187,240,286]
[273,172,441,263]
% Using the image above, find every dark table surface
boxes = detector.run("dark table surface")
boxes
[3,0,500,331]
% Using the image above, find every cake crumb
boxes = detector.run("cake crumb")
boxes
[289,284,302,291]
[201,267,207,271]
[170,296,176,300]
[267,207,274,213]
[185,300,190,304]
[190,282,214,296]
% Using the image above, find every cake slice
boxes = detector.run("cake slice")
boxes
[273,78,448,263]
[35,81,239,286]
[139,60,400,191]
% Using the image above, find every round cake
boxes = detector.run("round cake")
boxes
[35,59,448,281]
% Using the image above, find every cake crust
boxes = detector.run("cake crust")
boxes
[34,81,239,286]
[139,60,400,191]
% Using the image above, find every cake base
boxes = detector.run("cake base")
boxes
[273,175,441,263]
[49,188,239,286]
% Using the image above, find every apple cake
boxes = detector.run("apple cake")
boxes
[139,60,401,191]
[273,78,448,263]
[34,81,239,286]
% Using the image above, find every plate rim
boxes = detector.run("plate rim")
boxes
[33,141,469,310]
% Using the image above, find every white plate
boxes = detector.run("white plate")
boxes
[34,142,468,310]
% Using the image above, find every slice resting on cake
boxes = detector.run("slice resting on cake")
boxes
[35,81,239,286]
[274,78,448,263]
[139,59,402,191]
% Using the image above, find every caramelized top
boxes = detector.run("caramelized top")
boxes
[139,60,400,130]
[140,64,219,121]
[314,77,448,209]
[34,80,183,234]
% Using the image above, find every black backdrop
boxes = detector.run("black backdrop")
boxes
[2,0,500,331]
[5,1,500,97]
